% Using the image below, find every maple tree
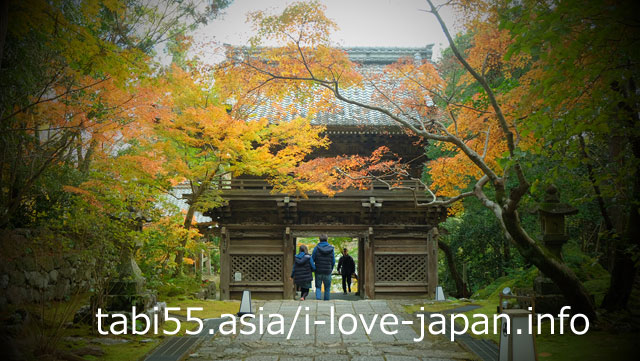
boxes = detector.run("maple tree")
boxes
[0,0,229,228]
[211,0,639,319]
[132,59,328,271]
[1,0,635,329]
[1,0,328,280]
[501,0,640,311]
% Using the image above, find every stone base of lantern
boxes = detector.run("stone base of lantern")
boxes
[74,248,164,327]
[534,274,568,315]
[102,284,157,311]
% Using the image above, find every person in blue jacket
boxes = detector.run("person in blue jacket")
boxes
[311,234,335,301]
[291,244,315,301]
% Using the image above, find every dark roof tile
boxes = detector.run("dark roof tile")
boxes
[248,46,434,127]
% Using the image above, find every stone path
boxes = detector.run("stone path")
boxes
[145,319,223,361]
[189,299,474,361]
[419,305,498,361]
[305,291,361,301]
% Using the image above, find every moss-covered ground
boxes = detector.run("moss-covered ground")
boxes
[2,275,239,360]
[405,263,637,361]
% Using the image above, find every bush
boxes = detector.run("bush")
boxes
[472,267,537,300]
[157,275,201,299]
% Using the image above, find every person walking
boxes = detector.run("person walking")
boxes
[337,247,356,294]
[312,234,334,301]
[291,244,315,301]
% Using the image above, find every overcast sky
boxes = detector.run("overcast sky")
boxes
[192,0,459,62]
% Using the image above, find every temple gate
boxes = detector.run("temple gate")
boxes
[204,47,449,300]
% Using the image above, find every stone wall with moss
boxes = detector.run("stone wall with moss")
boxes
[0,229,104,309]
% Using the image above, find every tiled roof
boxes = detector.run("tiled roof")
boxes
[345,46,433,65]
[246,46,434,128]
[165,184,211,223]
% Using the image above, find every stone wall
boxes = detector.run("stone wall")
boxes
[0,229,100,309]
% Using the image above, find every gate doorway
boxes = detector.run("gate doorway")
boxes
[294,235,363,300]
[216,224,440,300]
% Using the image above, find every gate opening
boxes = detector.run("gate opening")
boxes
[294,236,362,300]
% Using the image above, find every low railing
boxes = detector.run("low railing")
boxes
[217,178,274,190]
[216,178,427,192]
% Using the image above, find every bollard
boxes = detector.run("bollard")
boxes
[237,290,253,317]
[498,288,537,361]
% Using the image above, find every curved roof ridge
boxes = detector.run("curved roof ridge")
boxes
[342,45,434,50]
[233,45,435,127]
[345,45,434,65]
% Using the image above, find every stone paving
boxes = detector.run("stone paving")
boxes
[189,299,474,361]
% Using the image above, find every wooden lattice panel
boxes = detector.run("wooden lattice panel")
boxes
[231,255,282,282]
[375,255,427,283]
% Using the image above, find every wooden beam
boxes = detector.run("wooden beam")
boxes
[427,227,439,299]
[375,282,428,286]
[373,250,428,255]
[374,286,429,293]
[364,229,375,299]
[358,237,364,298]
[220,227,230,300]
[230,281,283,286]
[283,227,294,300]
[230,286,285,292]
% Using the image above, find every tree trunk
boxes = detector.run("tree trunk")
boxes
[601,167,639,310]
[0,0,8,67]
[502,210,597,319]
[438,240,471,298]
[601,77,640,311]
[79,140,97,174]
[174,173,218,272]
[602,248,637,310]
[601,139,640,310]
[578,134,614,233]
[174,204,197,273]
[502,238,511,276]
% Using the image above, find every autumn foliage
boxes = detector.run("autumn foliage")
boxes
[207,0,640,319]
[3,0,639,323]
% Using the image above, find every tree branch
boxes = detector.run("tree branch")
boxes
[425,0,529,209]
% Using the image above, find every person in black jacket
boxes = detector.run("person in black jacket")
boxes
[291,244,315,300]
[337,247,356,294]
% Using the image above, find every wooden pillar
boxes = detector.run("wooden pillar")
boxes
[358,237,364,297]
[207,248,212,275]
[364,227,375,299]
[427,227,439,299]
[283,227,294,299]
[220,227,230,300]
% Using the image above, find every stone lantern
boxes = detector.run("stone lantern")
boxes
[532,184,578,314]
[535,184,578,260]
[103,210,156,312]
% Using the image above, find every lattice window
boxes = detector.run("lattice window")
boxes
[375,255,427,283]
[231,255,282,282]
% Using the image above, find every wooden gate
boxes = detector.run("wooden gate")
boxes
[212,178,446,300]
[220,226,439,300]
[220,226,293,300]
[373,234,431,296]
[372,229,438,298]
